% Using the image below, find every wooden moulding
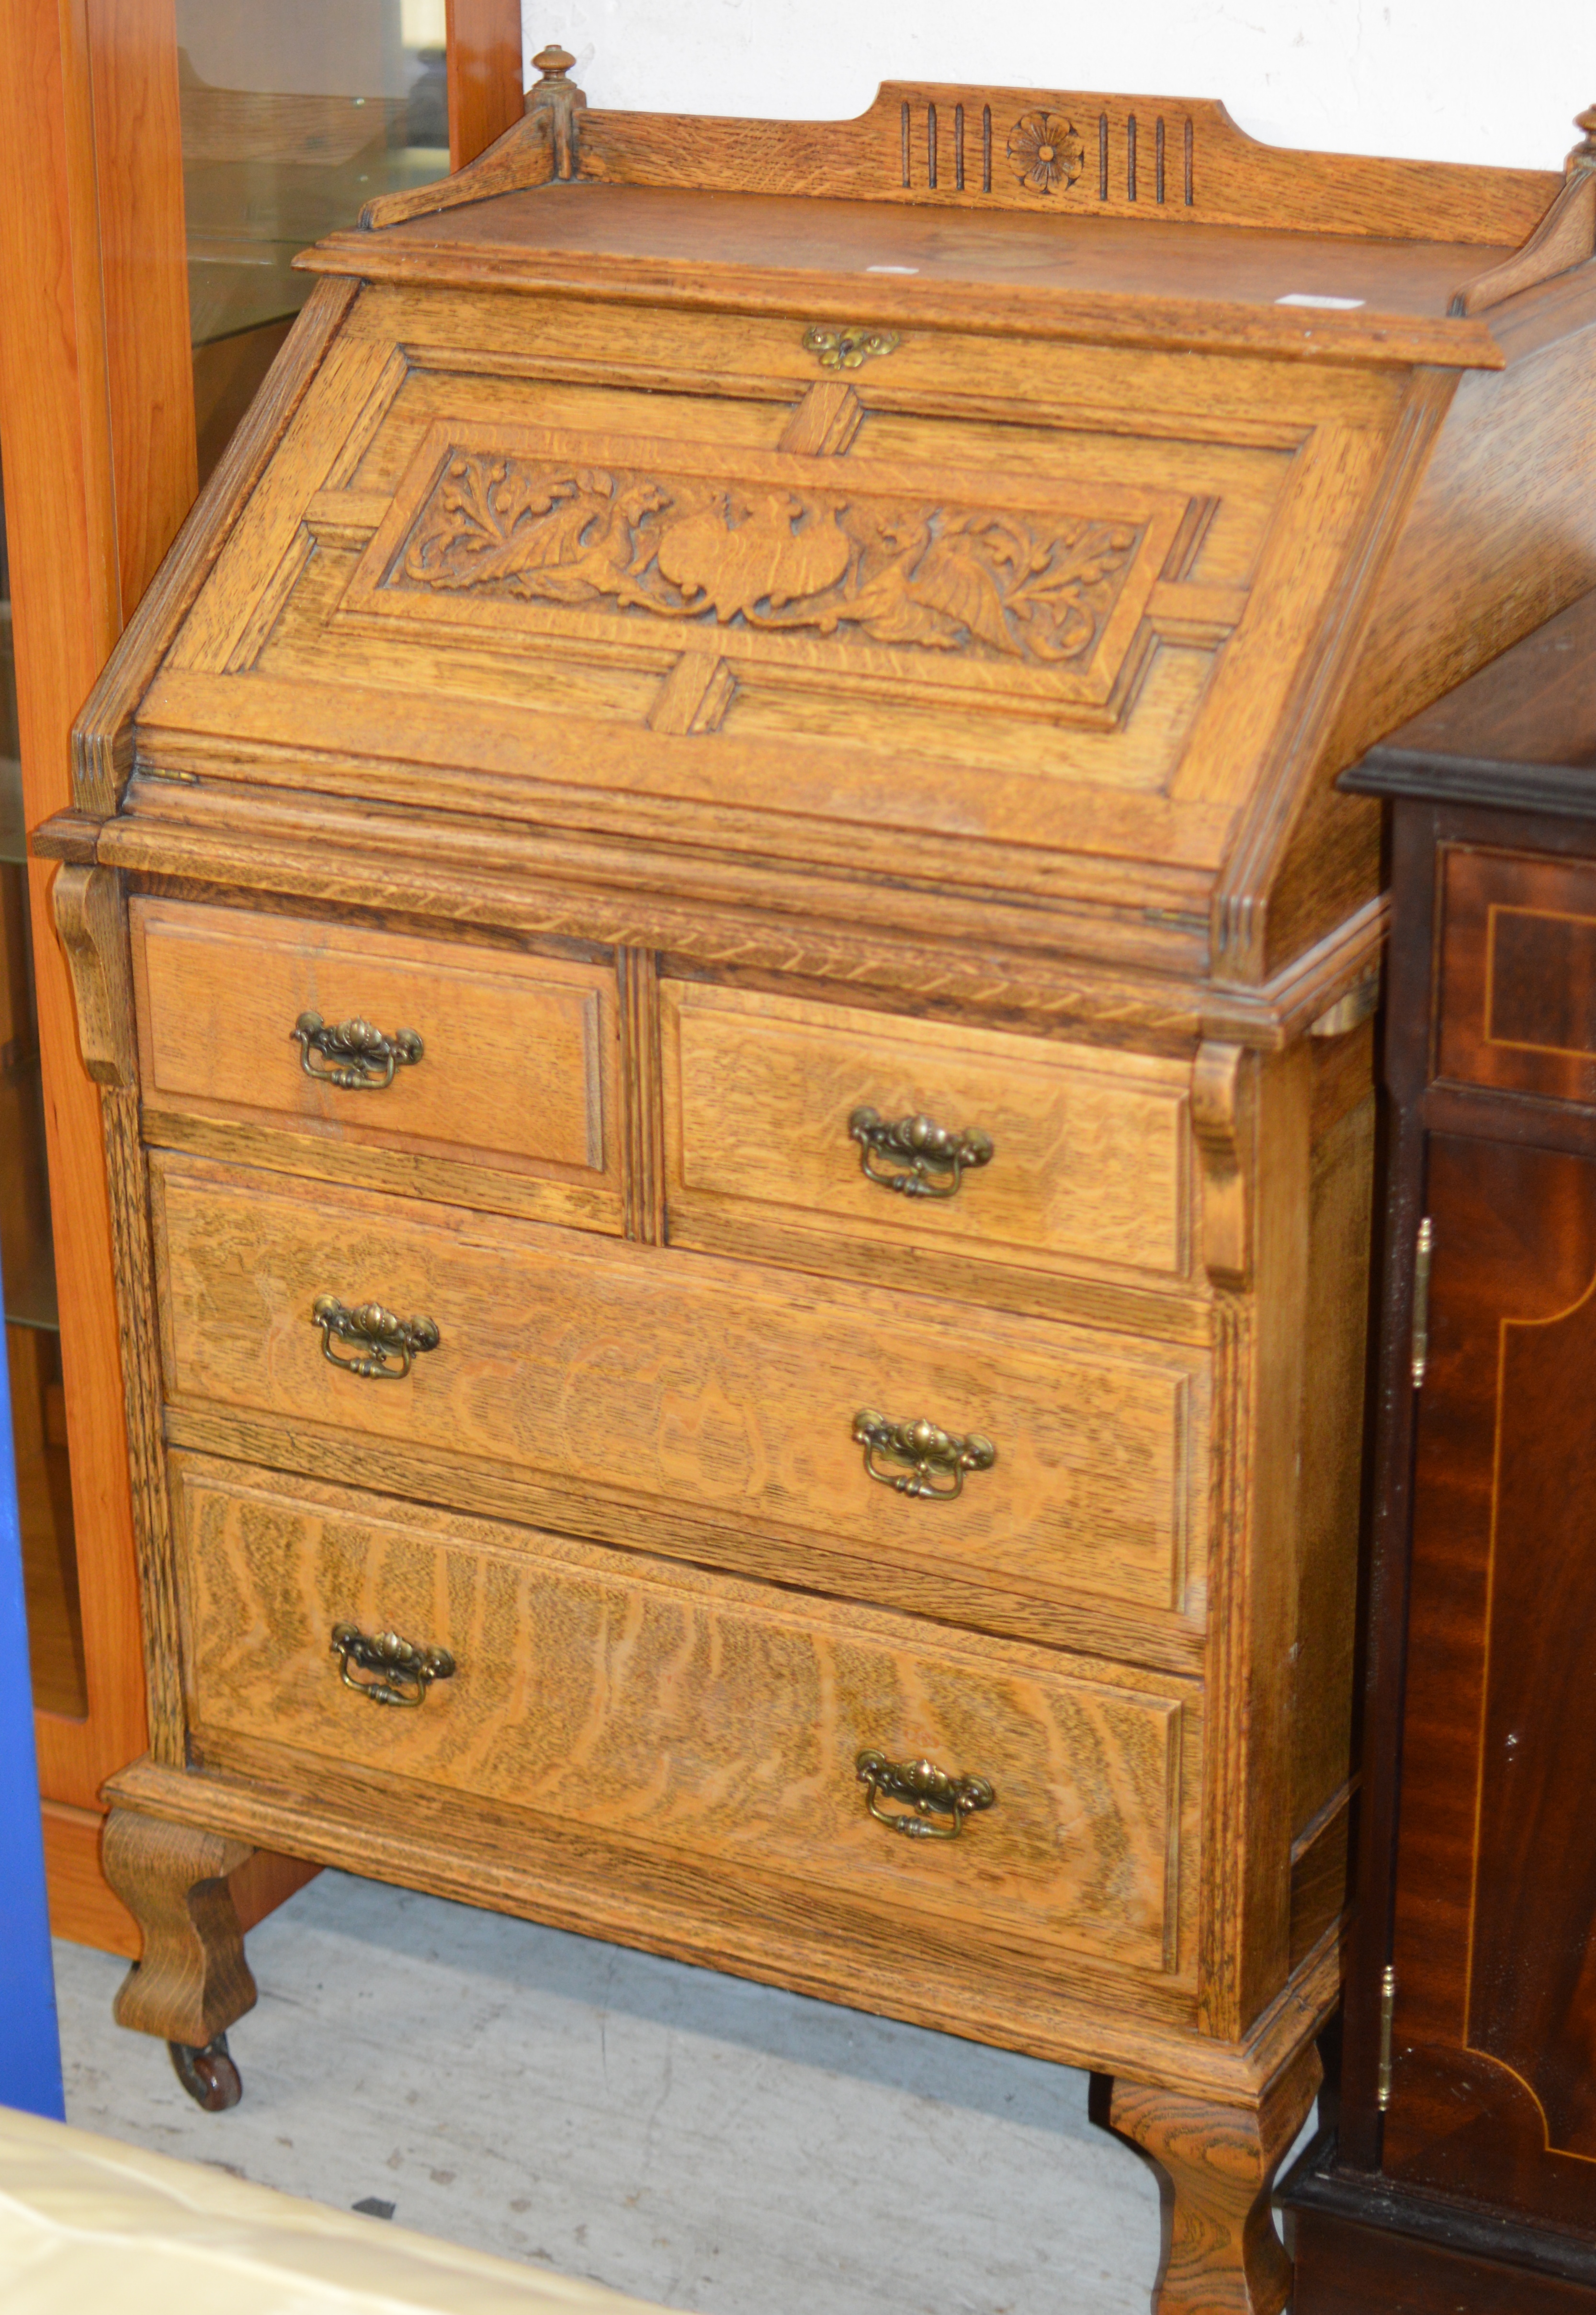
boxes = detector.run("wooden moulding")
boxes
[70,275,362,819]
[47,794,1389,1062]
[104,1750,1340,2107]
[360,65,1561,249]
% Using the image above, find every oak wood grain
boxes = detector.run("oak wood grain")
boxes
[150,1154,1206,1623]
[1105,2037,1321,2313]
[172,1458,1196,1976]
[44,58,1577,2294]
[661,978,1193,1286]
[102,1808,257,2045]
[104,1745,1341,2104]
[129,896,619,1188]
[355,73,1557,248]
[160,1398,1205,1676]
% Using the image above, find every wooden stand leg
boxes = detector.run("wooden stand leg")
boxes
[101,1809,259,2048]
[1097,2042,1322,2315]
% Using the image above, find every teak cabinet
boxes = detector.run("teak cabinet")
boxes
[1284,589,1596,2308]
[39,56,1596,2312]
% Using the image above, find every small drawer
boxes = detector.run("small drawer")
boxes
[1437,847,1596,1107]
[173,1456,1197,1977]
[130,898,620,1220]
[661,980,1193,1286]
[152,1156,1205,1625]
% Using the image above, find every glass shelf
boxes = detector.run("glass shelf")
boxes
[176,4,450,479]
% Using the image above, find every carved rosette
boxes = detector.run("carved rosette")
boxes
[1007,113,1085,194]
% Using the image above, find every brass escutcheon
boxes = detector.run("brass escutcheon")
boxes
[852,1409,996,1502]
[312,1295,440,1381]
[801,324,901,371]
[849,1107,994,1199]
[331,1622,455,1708]
[855,1749,996,1840]
[291,1011,423,1090]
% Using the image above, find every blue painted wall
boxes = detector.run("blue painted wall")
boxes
[0,1289,66,2118]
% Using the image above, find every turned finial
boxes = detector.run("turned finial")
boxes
[1569,103,1596,173]
[526,38,585,181]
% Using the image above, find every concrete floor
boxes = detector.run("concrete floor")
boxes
[54,1869,1309,2315]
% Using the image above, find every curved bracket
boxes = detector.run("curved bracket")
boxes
[1191,1039,1256,1288]
[52,863,136,1088]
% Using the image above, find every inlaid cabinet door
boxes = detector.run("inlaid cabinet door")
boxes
[1384,1131,1596,2225]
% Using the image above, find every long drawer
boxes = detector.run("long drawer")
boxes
[152,1156,1205,1622]
[171,1455,1197,1976]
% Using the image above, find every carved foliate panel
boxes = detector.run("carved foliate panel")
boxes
[348,424,1190,713]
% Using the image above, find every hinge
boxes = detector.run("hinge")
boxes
[1411,1217,1434,1388]
[1377,1964,1397,2110]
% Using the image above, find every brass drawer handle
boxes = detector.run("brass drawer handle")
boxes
[291,1011,424,1090]
[856,1750,996,1841]
[331,1622,455,1708]
[849,1107,994,1199]
[312,1295,440,1380]
[853,1409,996,1501]
[802,324,900,371]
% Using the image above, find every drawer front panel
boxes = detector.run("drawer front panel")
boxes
[154,1158,1203,1619]
[132,898,618,1188]
[662,978,1191,1279]
[174,1457,1195,1974]
[1438,848,1596,1107]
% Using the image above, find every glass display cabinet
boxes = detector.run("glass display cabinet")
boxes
[0,0,521,1951]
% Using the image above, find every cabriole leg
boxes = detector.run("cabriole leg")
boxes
[1096,2041,1322,2314]
[101,1809,258,2108]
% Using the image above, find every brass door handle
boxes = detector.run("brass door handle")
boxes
[855,1750,996,1840]
[331,1623,455,1708]
[312,1296,440,1380]
[291,1011,423,1090]
[852,1410,996,1501]
[849,1107,994,1199]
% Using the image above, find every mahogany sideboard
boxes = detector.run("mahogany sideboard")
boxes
[37,56,1596,2313]
[1283,587,1596,2306]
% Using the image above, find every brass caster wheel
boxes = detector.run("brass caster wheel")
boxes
[168,2032,242,2111]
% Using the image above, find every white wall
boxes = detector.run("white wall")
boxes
[522,0,1596,173]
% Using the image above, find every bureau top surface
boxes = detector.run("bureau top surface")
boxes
[63,78,1596,996]
[330,179,1500,327]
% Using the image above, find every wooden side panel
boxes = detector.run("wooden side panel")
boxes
[1290,1020,1374,1834]
[1386,1134,1596,2227]
[174,1457,1197,1976]
[661,978,1192,1281]
[1271,285,1596,973]
[130,898,619,1186]
[1341,294,1596,758]
[151,1155,1206,1624]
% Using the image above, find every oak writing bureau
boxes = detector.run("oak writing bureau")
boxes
[39,56,1596,2313]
